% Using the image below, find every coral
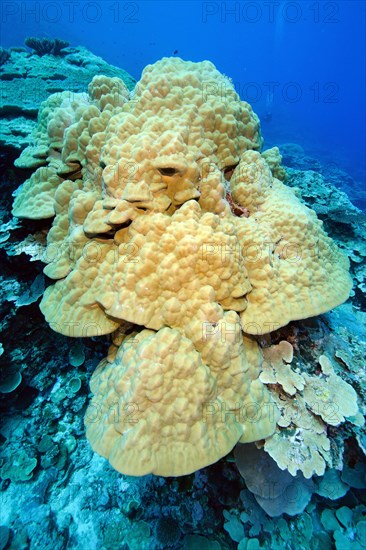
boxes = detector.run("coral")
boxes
[85,322,277,476]
[14,274,45,307]
[0,47,10,66]
[302,369,358,426]
[0,117,36,150]
[321,505,366,550]
[68,342,85,368]
[279,142,321,172]
[264,423,331,478]
[0,448,37,482]
[258,341,360,479]
[342,462,366,489]
[155,517,181,547]
[234,443,314,517]
[280,143,365,210]
[0,46,135,153]
[24,37,69,56]
[261,146,287,182]
[223,510,245,542]
[238,538,262,550]
[14,89,90,171]
[314,468,349,500]
[225,488,317,548]
[124,521,151,549]
[230,151,351,334]
[285,167,366,308]
[0,527,10,550]
[11,57,352,477]
[182,535,221,549]
[259,340,304,396]
[0,370,22,393]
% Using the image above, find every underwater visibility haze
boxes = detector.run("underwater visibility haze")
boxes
[0,1,365,549]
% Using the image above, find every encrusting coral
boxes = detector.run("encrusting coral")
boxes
[11,57,353,476]
[260,343,359,479]
[234,443,314,517]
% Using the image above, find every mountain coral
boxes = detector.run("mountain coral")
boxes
[11,57,352,476]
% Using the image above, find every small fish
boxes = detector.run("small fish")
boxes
[173,49,179,55]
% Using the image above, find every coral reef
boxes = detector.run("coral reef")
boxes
[261,346,359,478]
[0,51,365,549]
[234,443,314,517]
[10,57,353,478]
[0,46,135,151]
[280,142,366,211]
[285,168,366,310]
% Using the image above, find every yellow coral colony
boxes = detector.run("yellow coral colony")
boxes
[12,58,352,476]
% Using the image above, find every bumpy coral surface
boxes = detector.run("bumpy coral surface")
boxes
[12,57,352,476]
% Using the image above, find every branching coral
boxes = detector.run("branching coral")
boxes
[24,37,69,56]
[11,57,352,476]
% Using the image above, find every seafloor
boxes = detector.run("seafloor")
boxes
[0,44,365,550]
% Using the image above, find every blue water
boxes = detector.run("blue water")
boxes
[1,0,365,192]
